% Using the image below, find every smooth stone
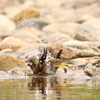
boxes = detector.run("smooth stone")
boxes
[43,23,97,41]
[8,67,32,76]
[69,24,94,41]
[41,33,72,43]
[12,8,40,24]
[68,58,88,66]
[50,8,77,22]
[16,17,50,30]
[35,0,61,8]
[0,49,13,55]
[82,18,100,41]
[0,71,10,79]
[74,33,91,41]
[0,54,27,72]
[0,14,16,32]
[0,37,26,51]
[3,6,21,18]
[12,27,44,42]
[84,63,100,77]
[63,40,93,49]
[14,43,40,60]
[77,48,99,57]
[42,22,77,34]
[90,7,100,17]
[92,41,100,48]
[47,43,76,60]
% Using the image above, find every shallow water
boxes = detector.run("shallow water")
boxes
[0,76,100,100]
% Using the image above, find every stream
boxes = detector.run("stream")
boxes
[0,76,100,100]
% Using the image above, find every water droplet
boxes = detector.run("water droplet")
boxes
[17,17,20,20]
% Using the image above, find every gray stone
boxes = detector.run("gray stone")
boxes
[84,63,100,77]
[16,17,50,30]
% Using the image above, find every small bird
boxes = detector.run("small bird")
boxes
[28,47,69,75]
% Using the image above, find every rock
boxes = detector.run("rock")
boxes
[16,17,50,30]
[0,14,16,32]
[89,7,100,18]
[0,54,27,72]
[3,6,22,18]
[41,33,72,43]
[50,8,77,22]
[42,22,77,34]
[48,43,76,60]
[77,48,99,57]
[12,27,43,43]
[35,0,61,8]
[69,24,94,41]
[14,43,40,60]
[0,37,26,51]
[74,33,91,41]
[84,63,100,77]
[92,41,100,48]
[44,14,56,23]
[8,67,32,76]
[0,49,13,55]
[82,18,100,41]
[63,40,93,49]
[20,0,35,8]
[0,71,10,79]
[68,58,88,66]
[43,23,96,41]
[12,8,40,24]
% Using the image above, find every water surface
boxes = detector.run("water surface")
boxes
[0,76,100,100]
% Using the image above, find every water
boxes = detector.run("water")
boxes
[0,76,100,100]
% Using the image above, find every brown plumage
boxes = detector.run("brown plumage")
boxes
[28,47,68,75]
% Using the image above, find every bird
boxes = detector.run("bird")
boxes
[28,47,70,75]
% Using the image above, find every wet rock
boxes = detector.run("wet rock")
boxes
[0,54,27,72]
[14,43,40,60]
[0,71,10,79]
[16,17,50,30]
[84,63,100,77]
[12,8,40,24]
[0,49,13,55]
[8,67,32,76]
[63,40,93,49]
[48,43,76,60]
[0,14,16,32]
[0,37,26,51]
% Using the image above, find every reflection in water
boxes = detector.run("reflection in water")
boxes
[0,77,100,100]
[28,76,70,95]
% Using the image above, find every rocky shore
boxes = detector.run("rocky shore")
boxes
[0,0,100,78]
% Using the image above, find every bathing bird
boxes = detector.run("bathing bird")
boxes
[28,47,69,75]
